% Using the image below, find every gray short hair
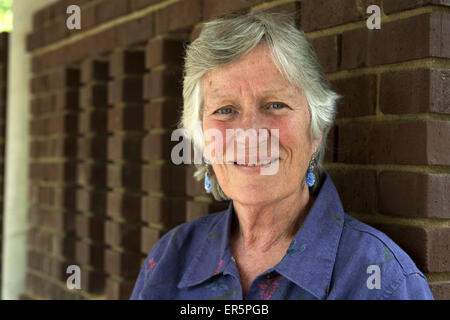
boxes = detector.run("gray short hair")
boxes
[180,11,340,201]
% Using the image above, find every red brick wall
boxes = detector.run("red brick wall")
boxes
[25,0,450,299]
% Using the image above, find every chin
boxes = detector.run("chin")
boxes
[226,182,281,206]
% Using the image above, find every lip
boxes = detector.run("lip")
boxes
[227,158,280,174]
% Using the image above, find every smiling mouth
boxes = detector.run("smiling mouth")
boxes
[227,158,279,167]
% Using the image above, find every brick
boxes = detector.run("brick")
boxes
[107,163,142,189]
[28,207,75,233]
[30,97,46,117]
[63,38,90,64]
[142,73,151,100]
[106,192,142,221]
[28,250,52,276]
[39,137,77,158]
[47,113,78,134]
[107,135,143,161]
[54,90,79,111]
[427,121,450,165]
[117,13,154,47]
[75,214,105,242]
[28,251,70,281]
[108,77,144,104]
[374,224,450,273]
[186,201,229,222]
[76,163,107,187]
[261,1,299,19]
[429,282,450,300]
[53,186,77,209]
[28,229,76,259]
[142,165,186,194]
[42,162,77,183]
[144,100,180,129]
[324,125,337,163]
[141,226,166,254]
[75,239,106,268]
[29,184,40,204]
[141,133,174,161]
[380,68,450,114]
[31,96,54,115]
[29,162,42,181]
[341,13,450,69]
[190,23,203,42]
[383,0,450,14]
[378,171,450,219]
[311,35,340,73]
[44,18,71,45]
[327,169,377,214]
[81,5,96,31]
[106,277,135,300]
[78,109,108,133]
[91,27,118,56]
[130,0,161,11]
[50,68,80,90]
[80,58,109,84]
[107,106,144,131]
[26,272,85,300]
[109,50,145,77]
[35,50,59,72]
[75,189,107,214]
[155,0,203,34]
[77,136,108,159]
[105,219,142,250]
[331,74,377,118]
[145,38,185,69]
[30,74,50,94]
[203,0,260,20]
[29,121,41,141]
[80,84,108,108]
[144,68,182,99]
[141,197,186,226]
[105,248,144,277]
[80,268,106,294]
[96,0,131,25]
[337,120,450,165]
[186,165,207,197]
[301,0,381,32]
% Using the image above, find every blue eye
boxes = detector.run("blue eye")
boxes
[270,102,287,110]
[216,107,233,115]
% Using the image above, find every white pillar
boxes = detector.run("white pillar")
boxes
[2,0,57,300]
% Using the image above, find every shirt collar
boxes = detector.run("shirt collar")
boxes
[178,170,345,299]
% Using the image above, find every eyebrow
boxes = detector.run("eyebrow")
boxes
[207,87,295,101]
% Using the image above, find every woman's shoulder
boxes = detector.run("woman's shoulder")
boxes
[339,214,419,275]
[330,213,433,299]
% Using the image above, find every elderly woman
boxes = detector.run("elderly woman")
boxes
[131,12,433,300]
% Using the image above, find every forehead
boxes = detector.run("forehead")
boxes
[202,44,296,96]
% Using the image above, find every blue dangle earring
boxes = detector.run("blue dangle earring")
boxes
[204,167,212,193]
[306,152,318,188]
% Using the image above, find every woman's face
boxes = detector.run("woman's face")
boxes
[202,43,322,206]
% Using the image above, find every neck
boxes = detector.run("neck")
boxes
[231,183,314,253]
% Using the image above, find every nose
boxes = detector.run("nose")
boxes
[229,104,274,163]
[239,105,265,131]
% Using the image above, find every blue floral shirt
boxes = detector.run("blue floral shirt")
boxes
[130,171,434,300]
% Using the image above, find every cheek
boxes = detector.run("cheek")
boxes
[202,120,229,160]
[278,115,311,159]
